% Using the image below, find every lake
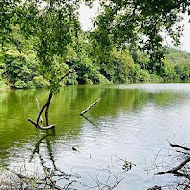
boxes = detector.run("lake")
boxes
[0,83,190,189]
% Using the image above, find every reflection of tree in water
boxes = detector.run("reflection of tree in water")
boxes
[29,129,80,189]
[27,129,127,190]
[81,115,98,127]
[153,92,184,107]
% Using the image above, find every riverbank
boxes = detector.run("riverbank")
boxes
[1,38,190,90]
[0,77,189,91]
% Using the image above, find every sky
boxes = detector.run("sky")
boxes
[180,15,190,52]
[79,2,190,52]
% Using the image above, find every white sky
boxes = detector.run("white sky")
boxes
[79,2,190,52]
[79,2,100,31]
[180,15,190,52]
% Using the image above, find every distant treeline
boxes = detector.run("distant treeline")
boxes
[1,26,190,89]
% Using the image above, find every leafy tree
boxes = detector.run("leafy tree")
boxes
[0,0,19,50]
[91,0,190,74]
[18,0,82,128]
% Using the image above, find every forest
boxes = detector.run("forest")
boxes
[1,26,190,90]
[1,0,190,90]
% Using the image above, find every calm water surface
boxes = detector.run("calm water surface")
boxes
[0,83,190,189]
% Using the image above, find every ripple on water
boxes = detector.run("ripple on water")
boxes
[1,84,190,189]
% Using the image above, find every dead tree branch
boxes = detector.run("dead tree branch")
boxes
[28,70,74,130]
[36,99,43,126]
[80,98,101,116]
[28,118,55,130]
[166,139,190,151]
[157,156,190,176]
[157,142,190,181]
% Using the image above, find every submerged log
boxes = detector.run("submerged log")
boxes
[80,98,101,116]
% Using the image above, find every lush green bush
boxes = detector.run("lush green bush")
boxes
[32,76,48,88]
[129,64,151,82]
[2,50,39,87]
[64,73,78,85]
[0,80,8,89]
[65,46,106,85]
[14,80,27,88]
[27,81,35,88]
[111,49,135,83]
[175,63,190,81]
[160,59,177,81]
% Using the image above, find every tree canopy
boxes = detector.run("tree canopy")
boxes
[91,0,190,73]
[1,0,190,91]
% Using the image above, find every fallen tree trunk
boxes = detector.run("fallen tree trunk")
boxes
[80,98,101,116]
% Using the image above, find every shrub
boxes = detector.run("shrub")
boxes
[64,73,78,85]
[0,80,8,89]
[94,73,110,84]
[27,81,35,88]
[14,80,27,89]
[32,76,48,88]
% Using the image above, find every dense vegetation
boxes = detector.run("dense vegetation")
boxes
[0,26,190,89]
[1,0,190,90]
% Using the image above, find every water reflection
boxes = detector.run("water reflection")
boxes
[0,85,187,162]
[29,129,56,163]
[30,129,71,177]
[81,115,98,127]
[0,84,190,189]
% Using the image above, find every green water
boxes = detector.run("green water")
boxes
[0,84,190,189]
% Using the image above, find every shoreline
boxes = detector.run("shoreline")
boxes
[0,80,190,91]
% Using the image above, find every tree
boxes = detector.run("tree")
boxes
[19,0,82,129]
[0,0,19,50]
[91,0,190,74]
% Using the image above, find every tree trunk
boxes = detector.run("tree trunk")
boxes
[28,71,74,130]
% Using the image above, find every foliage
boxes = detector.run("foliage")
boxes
[2,51,38,84]
[18,0,82,94]
[14,80,27,89]
[0,80,7,89]
[91,0,190,74]
[111,49,134,83]
[1,29,190,88]
[1,1,190,90]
